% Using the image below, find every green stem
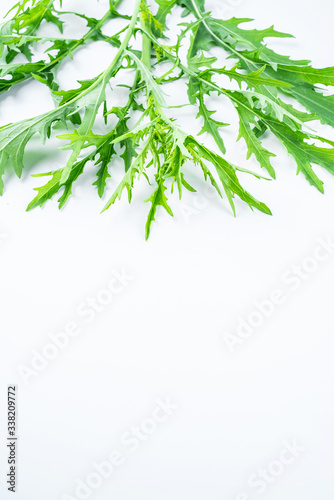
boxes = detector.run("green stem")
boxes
[77,71,142,160]
[187,0,269,78]
[140,5,152,71]
[139,1,159,124]
[103,0,141,77]
[188,0,282,115]
[45,8,119,68]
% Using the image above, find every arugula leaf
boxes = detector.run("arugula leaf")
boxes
[187,137,271,216]
[1,0,63,63]
[145,177,173,239]
[0,0,333,238]
[265,118,334,192]
[234,98,276,178]
[0,4,124,94]
[196,89,228,155]
[26,159,87,210]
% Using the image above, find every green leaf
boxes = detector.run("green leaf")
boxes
[155,0,177,26]
[187,52,217,72]
[177,0,205,14]
[235,102,276,178]
[266,119,334,193]
[125,50,167,107]
[187,137,271,216]
[212,66,293,90]
[102,139,151,211]
[287,86,334,128]
[27,169,63,210]
[59,76,108,184]
[1,0,334,239]
[0,108,65,178]
[92,142,114,197]
[196,88,228,154]
[0,155,5,195]
[275,65,334,86]
[206,17,309,70]
[145,177,173,239]
[166,146,187,198]
[27,159,87,211]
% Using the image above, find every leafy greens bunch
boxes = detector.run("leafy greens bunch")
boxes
[0,0,334,238]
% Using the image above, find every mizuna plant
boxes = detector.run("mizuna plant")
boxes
[0,0,334,238]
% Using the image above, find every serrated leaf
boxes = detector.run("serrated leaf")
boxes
[145,178,173,239]
[155,0,177,26]
[266,118,334,193]
[287,86,334,128]
[102,140,151,211]
[92,142,114,197]
[212,66,293,90]
[188,52,217,72]
[0,108,66,178]
[275,65,334,86]
[207,17,309,70]
[27,169,63,210]
[27,159,87,210]
[232,89,305,129]
[196,90,228,154]
[187,136,271,215]
[234,99,276,178]
[1,0,334,240]
[0,154,6,195]
[125,50,167,107]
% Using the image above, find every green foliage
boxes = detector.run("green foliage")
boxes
[0,0,124,93]
[0,0,334,237]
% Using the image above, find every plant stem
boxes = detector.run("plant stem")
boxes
[104,0,141,77]
[0,0,142,143]
[139,0,159,125]
[140,5,152,71]
[45,8,120,68]
[61,0,142,105]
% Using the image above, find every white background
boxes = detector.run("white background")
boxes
[1,0,334,499]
